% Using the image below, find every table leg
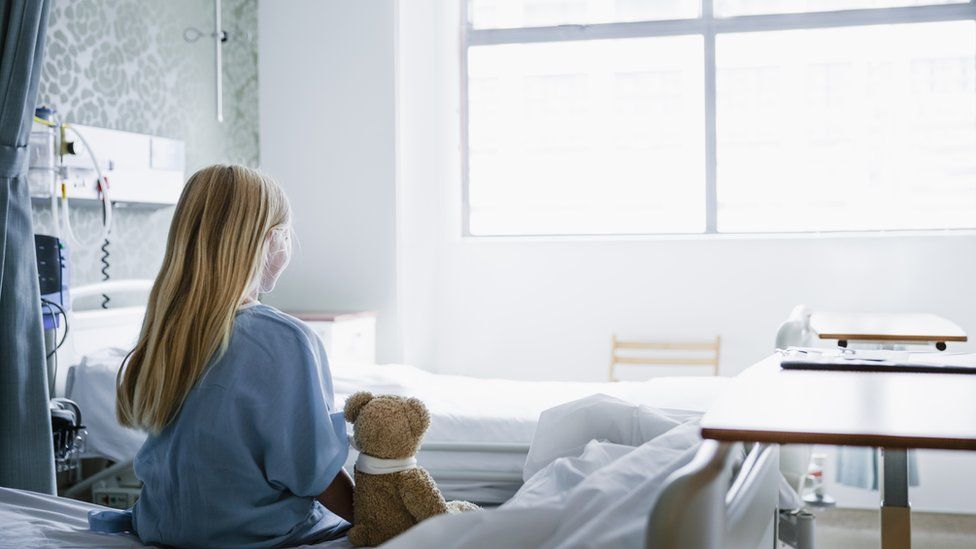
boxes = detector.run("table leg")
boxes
[880,448,911,549]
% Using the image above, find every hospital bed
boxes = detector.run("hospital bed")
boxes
[34,279,797,547]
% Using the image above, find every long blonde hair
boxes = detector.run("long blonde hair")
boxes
[117,165,291,432]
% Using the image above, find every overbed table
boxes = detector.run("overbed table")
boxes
[700,354,976,549]
[808,311,967,350]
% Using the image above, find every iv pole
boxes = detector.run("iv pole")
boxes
[183,0,232,122]
[214,0,223,122]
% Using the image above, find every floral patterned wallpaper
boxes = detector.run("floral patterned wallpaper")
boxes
[32,0,259,289]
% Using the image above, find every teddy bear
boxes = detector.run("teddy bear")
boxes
[344,391,480,547]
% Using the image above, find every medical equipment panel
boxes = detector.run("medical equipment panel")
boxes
[35,234,69,330]
[30,122,185,206]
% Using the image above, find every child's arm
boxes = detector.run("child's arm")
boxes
[317,468,355,522]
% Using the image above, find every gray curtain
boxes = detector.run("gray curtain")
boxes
[0,0,55,494]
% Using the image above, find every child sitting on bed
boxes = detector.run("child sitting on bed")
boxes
[115,165,354,548]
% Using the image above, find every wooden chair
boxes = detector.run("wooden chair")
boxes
[609,335,721,381]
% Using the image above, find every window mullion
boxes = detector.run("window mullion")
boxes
[460,0,473,236]
[703,0,718,233]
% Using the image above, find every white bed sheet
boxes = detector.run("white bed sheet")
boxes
[0,487,144,549]
[0,487,354,549]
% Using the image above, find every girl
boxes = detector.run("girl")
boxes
[116,165,354,548]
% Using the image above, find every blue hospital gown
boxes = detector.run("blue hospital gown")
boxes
[131,304,350,548]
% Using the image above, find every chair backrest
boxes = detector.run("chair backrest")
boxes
[609,335,721,381]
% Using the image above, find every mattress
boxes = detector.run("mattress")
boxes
[0,487,352,549]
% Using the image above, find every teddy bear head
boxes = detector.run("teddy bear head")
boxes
[344,391,431,460]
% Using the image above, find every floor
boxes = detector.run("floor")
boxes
[811,508,976,548]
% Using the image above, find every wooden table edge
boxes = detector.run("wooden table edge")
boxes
[816,333,968,342]
[700,427,976,451]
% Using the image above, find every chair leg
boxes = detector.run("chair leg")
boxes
[609,334,617,381]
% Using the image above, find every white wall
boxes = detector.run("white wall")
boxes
[422,233,976,380]
[394,0,976,512]
[259,0,399,361]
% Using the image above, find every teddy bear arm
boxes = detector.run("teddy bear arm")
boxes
[399,470,448,522]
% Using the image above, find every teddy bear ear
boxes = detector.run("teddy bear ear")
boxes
[403,397,431,437]
[344,391,374,422]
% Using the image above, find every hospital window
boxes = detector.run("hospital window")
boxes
[463,0,976,236]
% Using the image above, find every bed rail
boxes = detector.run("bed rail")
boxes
[646,440,779,549]
[420,441,530,453]
[423,470,524,482]
[70,279,153,304]
[415,441,531,485]
[726,442,779,548]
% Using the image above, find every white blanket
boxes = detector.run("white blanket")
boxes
[380,394,705,549]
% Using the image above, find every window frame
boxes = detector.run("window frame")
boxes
[460,0,976,237]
